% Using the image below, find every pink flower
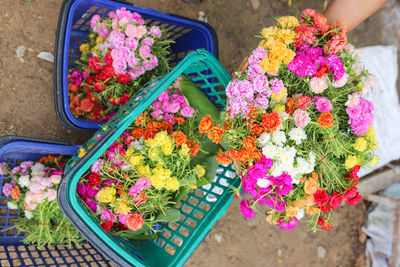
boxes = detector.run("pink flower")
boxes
[50,175,62,185]
[309,76,328,94]
[109,30,125,49]
[345,92,361,107]
[112,58,127,74]
[29,182,46,193]
[252,75,269,93]
[139,46,151,58]
[0,162,8,175]
[125,24,138,38]
[129,177,152,197]
[240,199,256,219]
[101,208,116,222]
[91,159,104,174]
[136,25,147,39]
[85,198,98,212]
[127,52,138,69]
[2,183,12,196]
[141,37,154,47]
[270,78,284,94]
[313,96,333,112]
[134,66,145,76]
[98,24,111,38]
[293,109,311,128]
[362,74,376,95]
[163,101,180,113]
[47,189,57,201]
[40,178,53,187]
[115,7,133,20]
[254,94,269,109]
[180,106,195,117]
[125,37,138,50]
[20,161,34,170]
[142,60,154,71]
[119,213,128,224]
[90,14,101,28]
[150,54,158,68]
[149,26,161,38]
[331,73,348,88]
[12,166,21,174]
[247,65,264,82]
[278,217,298,230]
[31,192,46,204]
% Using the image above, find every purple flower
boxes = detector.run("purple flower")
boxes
[11,166,21,175]
[313,96,333,112]
[2,183,13,196]
[278,217,298,230]
[240,199,256,219]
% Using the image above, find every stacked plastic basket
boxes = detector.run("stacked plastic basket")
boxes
[0,0,239,266]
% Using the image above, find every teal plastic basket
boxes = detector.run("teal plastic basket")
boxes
[58,50,240,267]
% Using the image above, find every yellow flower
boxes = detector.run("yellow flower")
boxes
[148,147,160,161]
[369,139,378,150]
[276,28,296,44]
[161,140,173,155]
[271,87,287,102]
[281,48,296,64]
[190,183,197,189]
[126,148,134,157]
[165,177,180,191]
[273,104,286,113]
[78,148,86,158]
[353,138,368,152]
[96,36,105,44]
[194,165,205,177]
[137,165,150,176]
[90,45,98,53]
[260,26,277,39]
[145,138,157,148]
[152,166,171,180]
[79,43,90,54]
[117,201,131,215]
[369,156,379,167]
[366,126,376,140]
[98,187,116,203]
[154,131,169,146]
[277,16,299,29]
[129,154,143,166]
[88,143,95,149]
[89,34,95,39]
[259,58,281,74]
[344,155,362,169]
[150,176,165,190]
[180,143,190,156]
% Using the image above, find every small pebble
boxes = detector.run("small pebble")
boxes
[214,233,223,243]
[317,245,327,258]
[37,52,54,63]
[16,45,26,59]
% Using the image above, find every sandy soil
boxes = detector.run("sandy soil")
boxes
[0,0,397,266]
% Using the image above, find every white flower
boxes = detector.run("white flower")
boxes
[130,137,144,150]
[288,127,307,145]
[31,163,45,176]
[271,164,283,176]
[295,209,305,220]
[332,73,349,88]
[258,132,271,147]
[272,130,286,146]
[18,175,30,188]
[296,157,311,175]
[24,210,33,220]
[353,62,364,76]
[257,178,271,188]
[345,92,361,107]
[262,144,278,158]
[7,202,18,210]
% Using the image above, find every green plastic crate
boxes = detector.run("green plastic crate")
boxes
[58,49,240,267]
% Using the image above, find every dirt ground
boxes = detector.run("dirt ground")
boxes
[0,0,398,266]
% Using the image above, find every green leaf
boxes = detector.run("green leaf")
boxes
[115,225,151,238]
[200,154,219,185]
[180,75,221,122]
[155,208,181,222]
[173,186,192,204]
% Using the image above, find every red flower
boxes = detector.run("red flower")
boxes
[343,186,358,200]
[117,73,131,84]
[68,83,79,92]
[317,216,333,231]
[350,165,361,178]
[104,53,113,66]
[313,189,329,207]
[315,64,333,78]
[88,56,103,72]
[100,220,113,232]
[89,172,101,187]
[329,192,343,210]
[104,66,115,78]
[295,95,311,110]
[347,194,362,205]
[94,82,105,92]
[81,98,95,112]
[320,204,331,213]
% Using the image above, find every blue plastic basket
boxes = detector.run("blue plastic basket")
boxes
[0,136,115,266]
[54,0,219,131]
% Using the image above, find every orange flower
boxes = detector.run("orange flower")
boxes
[135,193,148,206]
[208,127,224,144]
[143,129,155,140]
[317,112,334,128]
[10,186,21,200]
[306,206,320,216]
[304,194,315,206]
[239,150,250,163]
[286,97,294,115]
[134,112,146,126]
[199,115,214,133]
[250,122,264,136]
[250,150,262,162]
[304,177,318,195]
[131,128,145,139]
[285,206,299,217]
[262,112,280,132]
[126,213,144,231]
[174,116,186,124]
[187,141,200,157]
[247,106,259,119]
[216,150,232,165]
[160,121,173,132]
[228,149,241,161]
[117,189,126,196]
[171,131,187,147]
[242,136,256,152]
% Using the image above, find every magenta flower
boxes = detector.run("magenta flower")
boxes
[180,106,195,118]
[240,199,256,219]
[129,177,152,197]
[277,217,298,230]
[2,183,13,197]
[313,96,333,112]
[101,208,117,222]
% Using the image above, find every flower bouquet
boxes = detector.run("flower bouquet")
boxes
[199,9,378,231]
[0,156,82,247]
[77,76,222,238]
[68,7,172,121]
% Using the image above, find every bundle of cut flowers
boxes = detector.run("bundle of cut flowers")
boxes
[199,9,378,231]
[77,76,221,239]
[0,156,83,247]
[68,7,172,122]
